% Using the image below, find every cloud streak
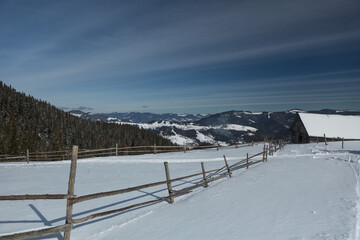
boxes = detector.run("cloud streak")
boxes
[0,0,359,113]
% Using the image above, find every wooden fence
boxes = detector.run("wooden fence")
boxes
[0,141,265,163]
[0,140,287,240]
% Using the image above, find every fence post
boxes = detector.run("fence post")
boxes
[252,140,254,146]
[223,155,232,178]
[246,153,249,169]
[324,134,328,145]
[217,142,219,151]
[184,142,187,153]
[201,162,208,187]
[154,144,157,154]
[164,162,174,204]
[269,142,272,156]
[116,143,118,156]
[262,145,265,162]
[64,145,78,240]
[26,149,30,164]
[265,146,268,162]
[342,138,344,149]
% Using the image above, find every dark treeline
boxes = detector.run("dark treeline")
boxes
[0,81,173,155]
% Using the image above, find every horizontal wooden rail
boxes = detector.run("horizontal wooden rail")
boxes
[72,187,192,225]
[190,145,217,148]
[116,145,168,150]
[1,141,262,162]
[248,152,264,159]
[28,154,68,159]
[0,194,72,201]
[78,152,116,158]
[229,158,247,169]
[173,182,205,195]
[150,146,183,149]
[78,147,116,153]
[156,149,186,153]
[0,141,286,240]
[29,158,65,162]
[230,162,248,171]
[0,224,71,240]
[249,159,264,166]
[116,150,154,154]
[186,148,217,152]
[206,165,227,179]
[29,152,69,155]
[29,150,70,154]
[71,171,206,204]
[0,156,25,161]
[207,172,231,183]
[28,158,66,161]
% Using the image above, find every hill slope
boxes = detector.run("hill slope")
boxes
[0,142,359,239]
[71,109,360,145]
[0,82,172,154]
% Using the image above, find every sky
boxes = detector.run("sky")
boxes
[0,0,360,114]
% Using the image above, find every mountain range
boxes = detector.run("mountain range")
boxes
[69,109,360,146]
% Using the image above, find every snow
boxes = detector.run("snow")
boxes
[1,142,360,239]
[70,113,82,118]
[118,121,257,145]
[121,121,256,133]
[195,131,215,144]
[243,111,262,115]
[223,124,257,132]
[107,117,118,121]
[299,113,360,139]
[287,109,307,114]
[165,130,195,146]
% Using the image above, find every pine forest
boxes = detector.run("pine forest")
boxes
[0,81,173,155]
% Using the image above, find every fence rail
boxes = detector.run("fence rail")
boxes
[0,140,287,240]
[0,141,265,163]
[0,224,72,240]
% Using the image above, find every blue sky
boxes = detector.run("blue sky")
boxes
[1,0,360,114]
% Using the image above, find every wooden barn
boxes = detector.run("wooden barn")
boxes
[290,113,360,143]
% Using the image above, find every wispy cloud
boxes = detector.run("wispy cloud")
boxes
[1,0,359,113]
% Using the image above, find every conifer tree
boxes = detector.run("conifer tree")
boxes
[0,81,173,155]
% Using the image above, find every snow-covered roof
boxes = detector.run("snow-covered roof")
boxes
[298,113,360,139]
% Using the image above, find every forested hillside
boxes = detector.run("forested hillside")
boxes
[0,81,172,155]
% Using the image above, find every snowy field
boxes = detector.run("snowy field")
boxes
[1,142,360,239]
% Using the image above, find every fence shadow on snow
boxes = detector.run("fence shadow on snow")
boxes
[0,140,286,240]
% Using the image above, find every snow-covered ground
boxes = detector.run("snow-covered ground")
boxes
[1,142,360,239]
[116,120,257,145]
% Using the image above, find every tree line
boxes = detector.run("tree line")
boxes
[0,81,173,155]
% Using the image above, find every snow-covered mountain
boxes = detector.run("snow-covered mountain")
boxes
[69,109,360,146]
[69,111,208,123]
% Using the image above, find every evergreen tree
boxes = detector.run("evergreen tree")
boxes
[8,114,20,154]
[0,81,173,155]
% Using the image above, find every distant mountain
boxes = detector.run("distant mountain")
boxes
[0,82,173,155]
[69,109,360,146]
[69,111,208,123]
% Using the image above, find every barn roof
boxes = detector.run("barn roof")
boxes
[298,113,360,139]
